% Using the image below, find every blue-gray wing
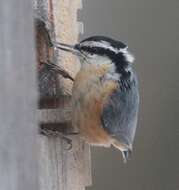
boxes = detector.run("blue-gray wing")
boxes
[102,74,139,149]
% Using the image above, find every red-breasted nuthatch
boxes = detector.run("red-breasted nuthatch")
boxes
[54,36,139,162]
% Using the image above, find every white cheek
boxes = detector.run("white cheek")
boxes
[88,56,111,65]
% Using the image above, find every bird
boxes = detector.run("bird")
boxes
[54,36,139,162]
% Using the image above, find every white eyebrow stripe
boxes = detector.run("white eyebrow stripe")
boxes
[80,41,135,63]
[80,40,119,53]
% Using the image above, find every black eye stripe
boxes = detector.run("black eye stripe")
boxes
[80,46,115,56]
[80,46,96,53]
[80,46,128,74]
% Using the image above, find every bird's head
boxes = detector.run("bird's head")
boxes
[55,36,134,75]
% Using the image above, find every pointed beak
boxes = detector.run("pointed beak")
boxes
[54,42,80,56]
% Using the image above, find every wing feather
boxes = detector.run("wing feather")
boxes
[101,74,139,148]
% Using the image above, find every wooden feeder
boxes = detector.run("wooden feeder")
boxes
[34,0,92,190]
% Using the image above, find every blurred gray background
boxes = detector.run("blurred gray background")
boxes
[80,0,179,190]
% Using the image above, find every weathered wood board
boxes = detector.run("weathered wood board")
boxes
[34,0,92,189]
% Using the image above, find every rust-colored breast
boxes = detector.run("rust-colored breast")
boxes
[72,64,118,147]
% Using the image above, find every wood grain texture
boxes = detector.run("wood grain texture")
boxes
[38,108,71,124]
[52,0,82,95]
[34,0,92,189]
[39,96,71,109]
[39,135,91,190]
[0,1,39,190]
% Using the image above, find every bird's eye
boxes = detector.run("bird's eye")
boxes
[88,52,96,57]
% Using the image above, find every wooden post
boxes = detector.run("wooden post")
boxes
[0,1,39,190]
[34,0,92,190]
